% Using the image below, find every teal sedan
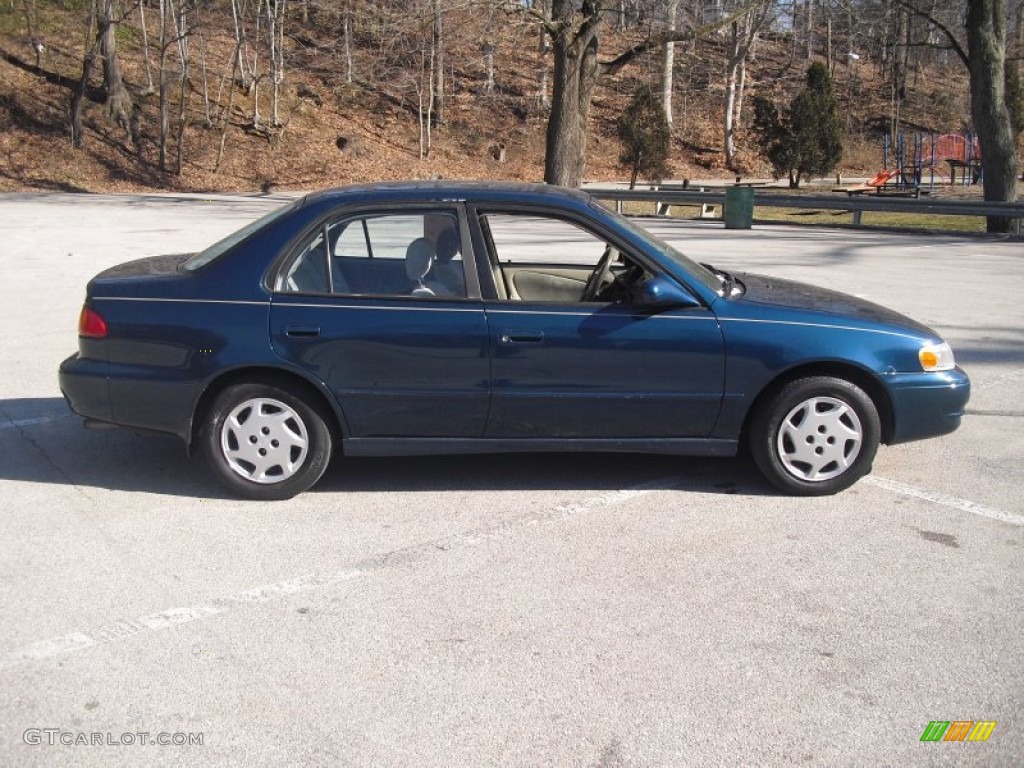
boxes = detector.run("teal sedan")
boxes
[59,182,970,500]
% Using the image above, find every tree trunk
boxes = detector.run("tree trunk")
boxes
[266,0,285,127]
[660,0,679,127]
[724,20,741,167]
[196,2,211,127]
[826,16,832,72]
[432,0,444,126]
[343,6,353,84]
[251,0,262,128]
[483,41,495,93]
[541,0,760,186]
[138,1,155,95]
[806,0,814,59]
[230,0,249,92]
[723,4,769,168]
[97,0,133,133]
[537,0,550,106]
[71,1,97,148]
[215,40,240,172]
[544,0,601,187]
[736,58,748,127]
[175,0,189,175]
[966,0,1019,232]
[158,0,170,171]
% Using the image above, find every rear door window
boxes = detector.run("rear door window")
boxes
[279,210,468,299]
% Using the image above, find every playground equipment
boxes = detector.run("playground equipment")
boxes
[836,169,899,196]
[883,132,982,191]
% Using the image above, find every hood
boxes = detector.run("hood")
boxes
[733,272,937,338]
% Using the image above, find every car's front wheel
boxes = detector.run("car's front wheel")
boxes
[201,382,333,500]
[750,376,880,496]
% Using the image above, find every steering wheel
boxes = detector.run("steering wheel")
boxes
[581,245,617,302]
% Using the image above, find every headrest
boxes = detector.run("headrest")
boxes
[436,228,460,264]
[405,237,435,281]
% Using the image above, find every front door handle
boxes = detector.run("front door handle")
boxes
[500,329,544,344]
[284,324,321,338]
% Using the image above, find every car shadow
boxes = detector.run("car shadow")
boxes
[0,397,234,499]
[315,451,770,497]
[0,397,773,499]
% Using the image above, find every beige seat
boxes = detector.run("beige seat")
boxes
[430,228,465,297]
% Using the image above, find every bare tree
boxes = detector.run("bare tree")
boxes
[529,0,759,186]
[416,40,436,158]
[433,0,444,125]
[660,0,680,127]
[371,1,442,159]
[481,1,497,94]
[265,0,287,127]
[342,0,354,84]
[536,0,551,106]
[215,37,243,171]
[158,0,172,169]
[96,0,134,133]
[540,0,602,186]
[174,0,190,174]
[70,1,98,148]
[897,0,1019,232]
[195,1,212,127]
[723,0,773,167]
[138,0,155,95]
[806,0,814,59]
[233,0,264,127]
[966,0,1019,230]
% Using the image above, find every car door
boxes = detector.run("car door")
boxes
[269,206,490,438]
[472,209,725,439]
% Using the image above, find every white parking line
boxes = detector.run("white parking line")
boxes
[864,475,1024,527]
[0,569,365,672]
[0,476,683,672]
[0,415,64,430]
[6,469,1015,673]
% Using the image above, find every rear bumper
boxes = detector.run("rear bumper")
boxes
[59,353,113,423]
[885,367,970,444]
[60,352,199,441]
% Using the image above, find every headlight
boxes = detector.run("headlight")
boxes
[919,342,955,372]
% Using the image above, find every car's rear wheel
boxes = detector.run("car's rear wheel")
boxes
[202,382,332,500]
[750,376,880,496]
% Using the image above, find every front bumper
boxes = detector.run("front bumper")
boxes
[884,367,970,444]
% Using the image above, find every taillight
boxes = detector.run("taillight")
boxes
[78,305,108,338]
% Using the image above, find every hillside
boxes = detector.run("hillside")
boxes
[0,2,978,195]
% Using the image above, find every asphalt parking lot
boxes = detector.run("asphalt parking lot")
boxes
[0,192,1022,767]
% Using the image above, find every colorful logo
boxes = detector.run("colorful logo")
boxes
[920,721,996,742]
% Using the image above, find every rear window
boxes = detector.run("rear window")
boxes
[182,199,301,272]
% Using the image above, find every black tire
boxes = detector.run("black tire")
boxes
[749,376,880,496]
[201,382,333,500]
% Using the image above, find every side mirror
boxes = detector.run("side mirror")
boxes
[635,275,701,308]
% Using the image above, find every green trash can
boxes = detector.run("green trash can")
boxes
[724,186,754,229]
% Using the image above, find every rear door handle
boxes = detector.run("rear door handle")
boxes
[284,324,321,338]
[500,329,544,344]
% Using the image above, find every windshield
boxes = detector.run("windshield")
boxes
[590,200,723,294]
[182,199,301,271]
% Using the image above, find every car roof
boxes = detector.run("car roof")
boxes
[301,180,594,208]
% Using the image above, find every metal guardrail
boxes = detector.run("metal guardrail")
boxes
[589,187,1024,231]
